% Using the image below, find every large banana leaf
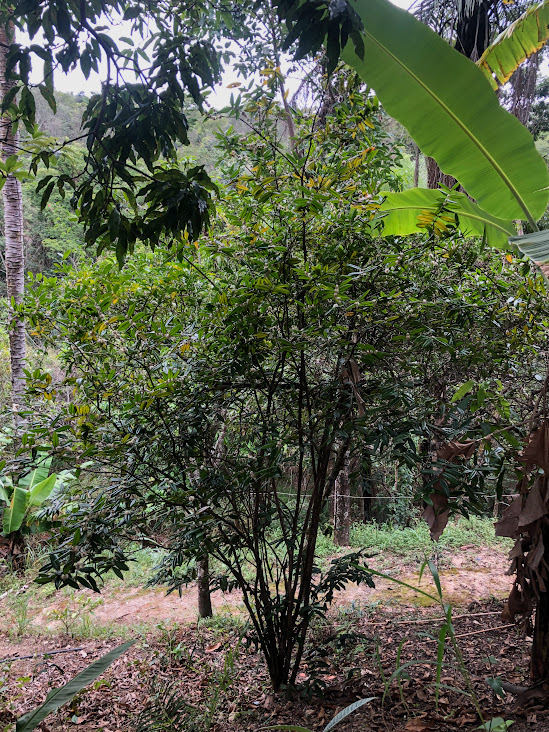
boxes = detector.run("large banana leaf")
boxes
[478,0,549,89]
[0,479,10,505]
[3,485,28,534]
[18,457,52,490]
[377,189,516,248]
[341,0,549,224]
[16,640,135,732]
[28,474,57,507]
[509,229,549,278]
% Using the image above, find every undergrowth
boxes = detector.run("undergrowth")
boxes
[349,516,512,557]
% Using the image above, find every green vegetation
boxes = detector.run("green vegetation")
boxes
[349,517,511,557]
[1,0,549,726]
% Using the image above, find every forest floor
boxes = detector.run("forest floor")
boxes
[0,519,538,731]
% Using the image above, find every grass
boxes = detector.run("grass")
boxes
[104,547,165,588]
[349,516,512,557]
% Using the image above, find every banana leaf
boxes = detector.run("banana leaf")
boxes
[0,480,10,504]
[509,229,549,278]
[341,0,549,225]
[3,485,28,534]
[18,457,52,490]
[28,474,57,506]
[16,640,135,732]
[377,189,516,248]
[478,0,549,89]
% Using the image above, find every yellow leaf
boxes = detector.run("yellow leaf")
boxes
[506,254,513,263]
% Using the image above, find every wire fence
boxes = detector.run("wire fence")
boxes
[266,491,518,500]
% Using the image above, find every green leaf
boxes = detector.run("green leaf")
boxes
[1,85,19,112]
[0,482,9,504]
[19,459,52,490]
[486,677,506,700]
[341,0,549,223]
[509,229,549,277]
[3,485,28,534]
[323,698,376,731]
[28,474,57,507]
[38,85,56,114]
[16,640,135,732]
[451,381,475,403]
[377,189,515,249]
[478,0,549,89]
[435,623,448,709]
[427,559,443,601]
[477,718,515,731]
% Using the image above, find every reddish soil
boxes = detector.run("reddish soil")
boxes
[26,546,514,631]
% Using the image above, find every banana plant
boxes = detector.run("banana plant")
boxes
[337,0,549,268]
[478,0,549,90]
[0,458,64,562]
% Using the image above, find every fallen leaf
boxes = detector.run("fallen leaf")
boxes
[456,714,477,727]
[205,642,222,653]
[403,718,435,731]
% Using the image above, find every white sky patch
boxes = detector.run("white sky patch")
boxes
[26,0,414,104]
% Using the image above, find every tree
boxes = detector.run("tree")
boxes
[276,0,549,687]
[0,18,25,424]
[528,76,549,141]
[7,0,549,689]
[21,81,549,692]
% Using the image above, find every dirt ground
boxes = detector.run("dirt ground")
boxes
[26,546,514,629]
[0,544,538,731]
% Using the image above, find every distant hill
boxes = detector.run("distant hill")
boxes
[34,90,232,172]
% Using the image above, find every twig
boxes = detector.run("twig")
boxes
[0,584,29,602]
[366,610,503,626]
[422,624,514,643]
[0,647,84,664]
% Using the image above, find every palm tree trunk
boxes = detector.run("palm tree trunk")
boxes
[0,24,26,425]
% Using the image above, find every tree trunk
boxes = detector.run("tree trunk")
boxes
[362,453,375,522]
[531,591,549,682]
[334,454,351,546]
[413,144,420,188]
[197,554,213,619]
[0,24,25,425]
[510,54,539,127]
[426,156,459,191]
[530,522,549,681]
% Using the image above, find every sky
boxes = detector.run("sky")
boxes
[27,0,415,102]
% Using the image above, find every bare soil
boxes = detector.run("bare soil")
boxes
[0,544,536,732]
[25,546,513,631]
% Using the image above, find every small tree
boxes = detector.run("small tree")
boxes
[23,82,549,690]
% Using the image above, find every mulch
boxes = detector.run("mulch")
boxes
[0,598,544,731]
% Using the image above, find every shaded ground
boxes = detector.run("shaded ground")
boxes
[0,600,535,732]
[0,544,529,731]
